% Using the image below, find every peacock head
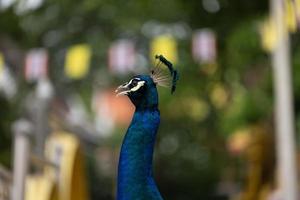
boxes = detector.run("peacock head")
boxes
[115,55,179,108]
[116,75,158,108]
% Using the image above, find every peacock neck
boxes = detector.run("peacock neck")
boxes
[117,107,163,200]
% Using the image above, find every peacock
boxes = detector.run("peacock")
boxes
[115,55,179,200]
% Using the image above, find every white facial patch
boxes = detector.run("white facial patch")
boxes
[116,78,144,97]
[130,81,145,92]
[122,78,141,88]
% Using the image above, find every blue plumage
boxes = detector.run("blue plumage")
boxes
[116,75,162,200]
[115,56,178,200]
[117,106,162,200]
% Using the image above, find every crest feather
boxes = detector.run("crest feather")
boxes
[150,55,179,94]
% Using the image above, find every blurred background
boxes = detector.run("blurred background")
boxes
[0,0,300,200]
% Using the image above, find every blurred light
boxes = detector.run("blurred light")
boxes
[15,0,44,14]
[142,21,190,39]
[192,29,217,64]
[183,97,210,121]
[0,53,4,73]
[227,128,251,155]
[142,22,163,37]
[202,0,220,13]
[285,0,297,33]
[65,44,91,79]
[150,34,178,64]
[25,48,48,82]
[259,18,277,52]
[36,78,54,100]
[0,0,16,10]
[0,67,17,99]
[171,23,190,39]
[134,53,148,73]
[108,39,136,75]
[296,0,300,21]
[141,21,156,37]
[0,53,17,99]
[260,1,300,53]
[92,89,134,136]
[66,95,88,127]
[159,135,179,155]
[210,83,228,109]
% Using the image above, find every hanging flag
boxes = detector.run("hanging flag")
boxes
[108,39,136,75]
[45,132,89,200]
[192,29,217,64]
[65,44,91,79]
[150,34,178,64]
[295,0,300,23]
[260,0,299,53]
[25,48,48,82]
[285,0,297,33]
[0,53,4,75]
[260,18,277,52]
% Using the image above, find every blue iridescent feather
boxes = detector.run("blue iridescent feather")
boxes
[117,75,163,200]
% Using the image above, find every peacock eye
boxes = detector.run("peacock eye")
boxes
[131,79,138,87]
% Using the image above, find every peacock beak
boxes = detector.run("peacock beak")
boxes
[115,84,131,97]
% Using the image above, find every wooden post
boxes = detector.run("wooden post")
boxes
[34,78,53,158]
[11,119,33,200]
[271,0,298,199]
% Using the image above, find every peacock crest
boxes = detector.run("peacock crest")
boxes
[150,55,179,94]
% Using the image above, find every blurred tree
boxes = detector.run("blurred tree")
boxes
[0,0,280,199]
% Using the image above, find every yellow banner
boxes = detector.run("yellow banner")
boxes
[45,132,89,200]
[296,0,300,18]
[150,34,178,64]
[0,53,4,74]
[260,18,277,52]
[65,44,91,79]
[285,0,297,33]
